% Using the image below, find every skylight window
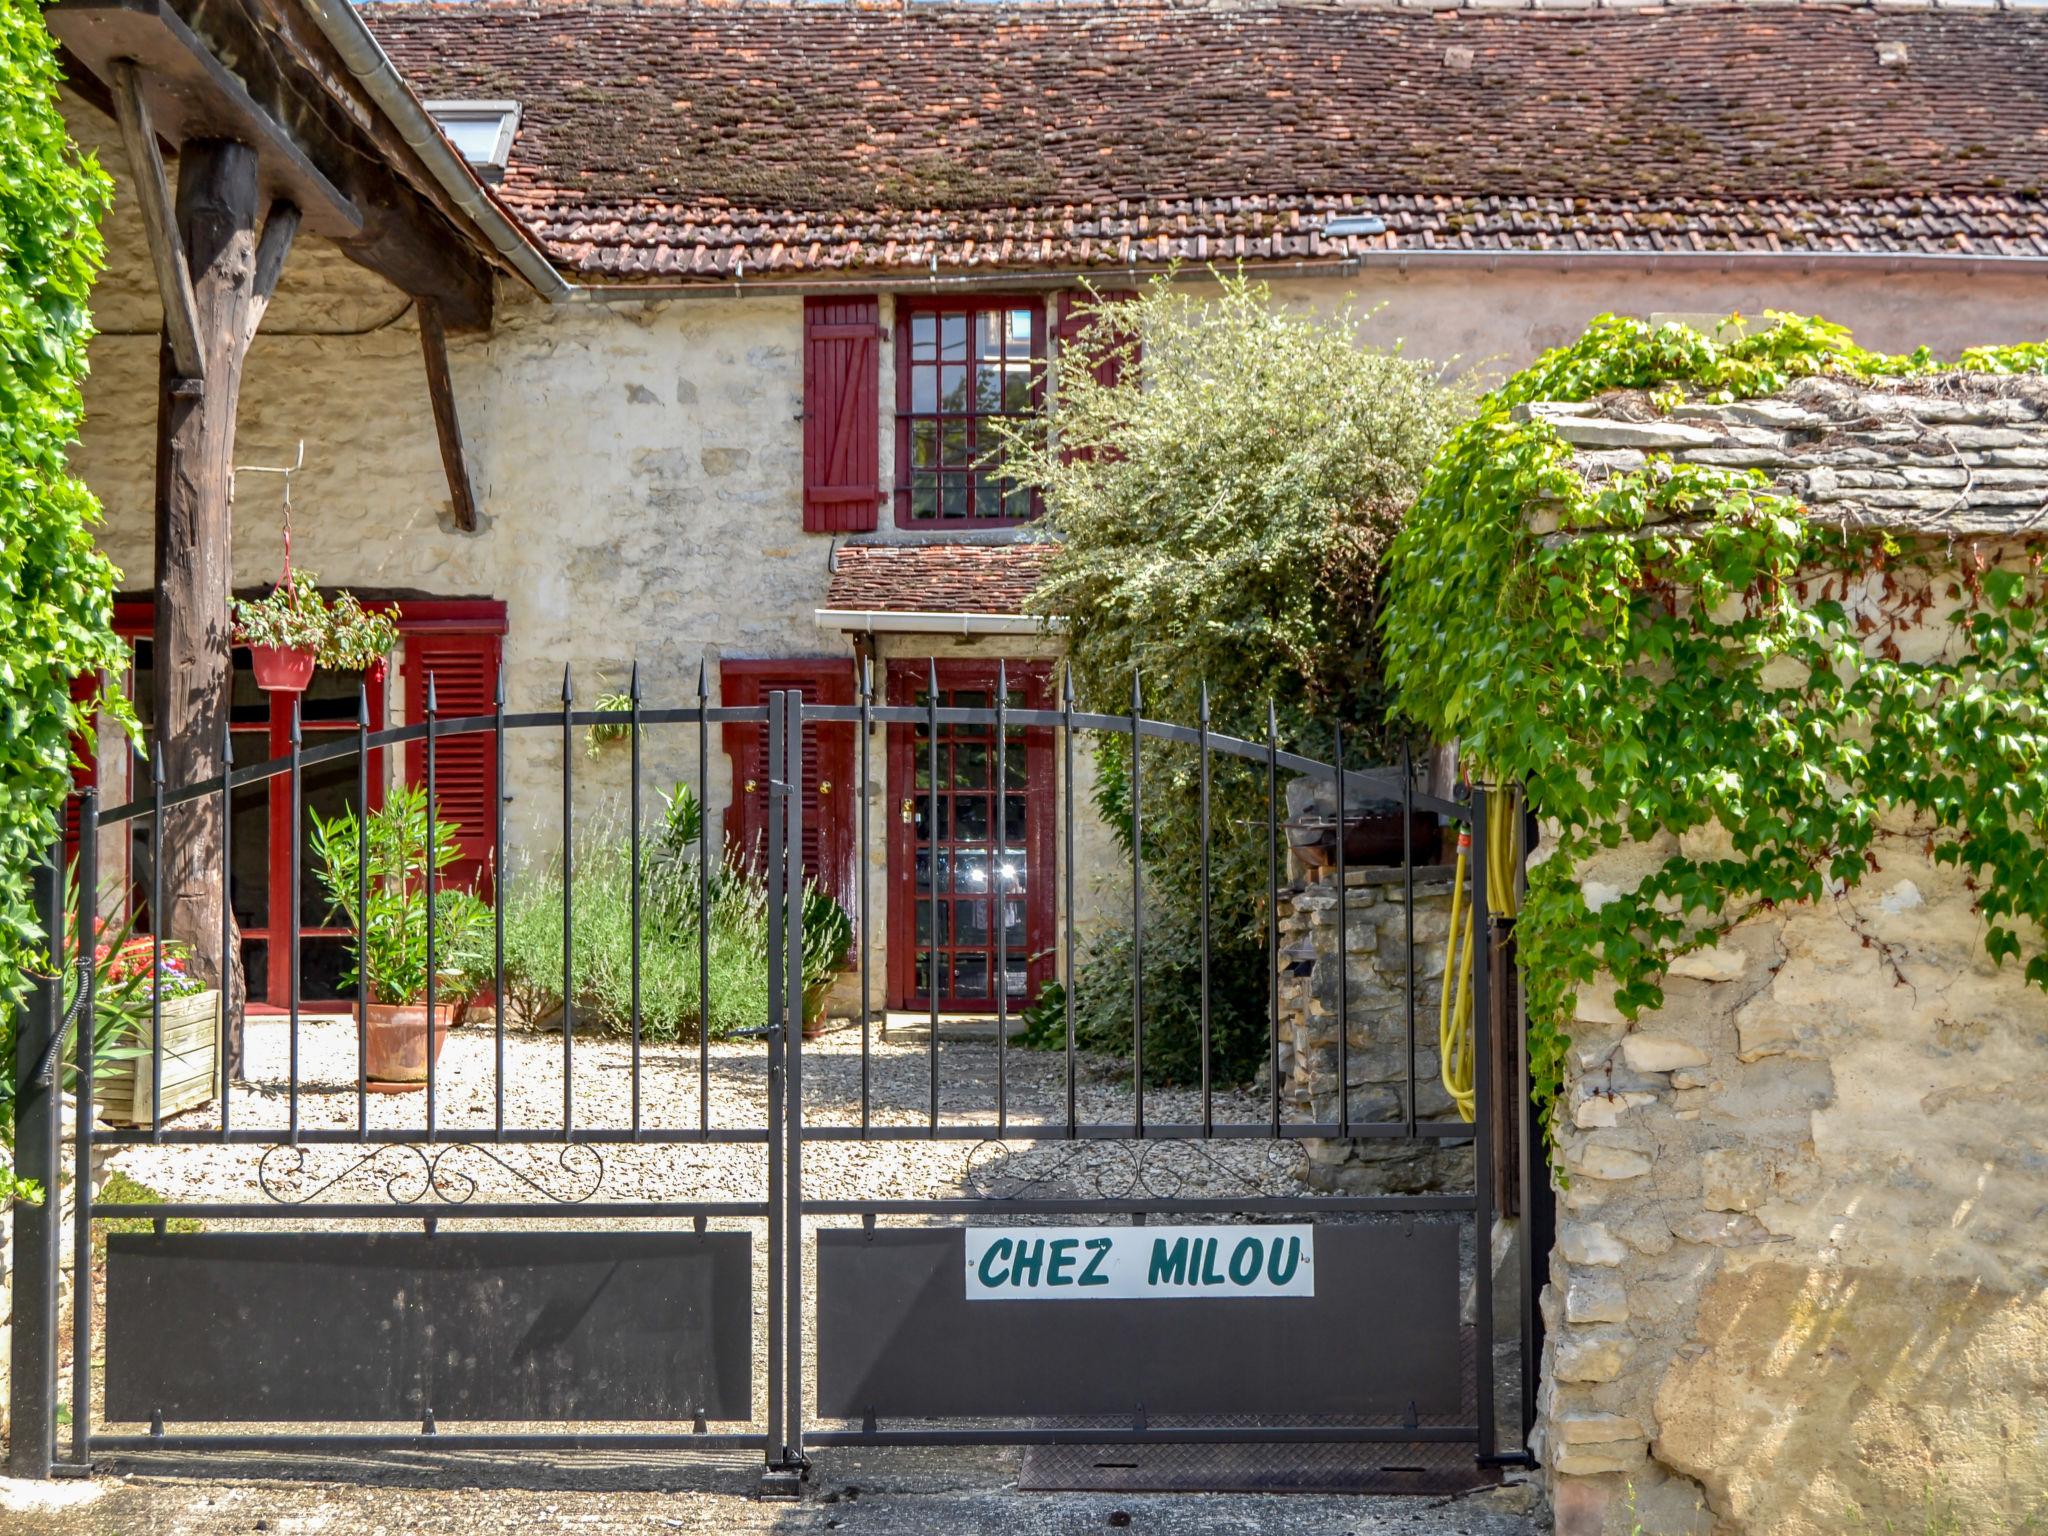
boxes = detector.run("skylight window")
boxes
[425,100,521,182]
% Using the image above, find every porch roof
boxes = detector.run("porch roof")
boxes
[822,541,1052,623]
[357,0,2048,284]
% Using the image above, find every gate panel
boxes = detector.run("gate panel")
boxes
[815,1223,1458,1421]
[106,1230,753,1423]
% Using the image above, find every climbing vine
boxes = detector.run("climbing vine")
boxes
[1381,313,2048,1141]
[0,0,125,1199]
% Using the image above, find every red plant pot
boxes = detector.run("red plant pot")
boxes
[247,643,316,693]
[361,1002,454,1092]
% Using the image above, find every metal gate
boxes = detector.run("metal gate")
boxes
[8,672,1540,1488]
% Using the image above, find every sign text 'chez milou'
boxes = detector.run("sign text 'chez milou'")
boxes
[964,1225,1314,1301]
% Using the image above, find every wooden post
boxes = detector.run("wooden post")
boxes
[152,140,295,1075]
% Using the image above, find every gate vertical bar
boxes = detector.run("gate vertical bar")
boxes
[560,667,575,1136]
[286,702,302,1142]
[1061,668,1077,1137]
[629,663,643,1137]
[8,846,62,1477]
[71,797,98,1464]
[782,689,807,1468]
[925,661,939,1132]
[219,712,234,1136]
[857,656,872,1134]
[1403,741,1417,1139]
[1470,787,1496,1463]
[356,686,370,1138]
[697,659,710,1139]
[1266,700,1280,1136]
[494,663,508,1140]
[148,753,163,1140]
[1128,669,1144,1138]
[993,661,1007,1135]
[762,693,788,1479]
[1197,682,1212,1138]
[423,678,438,1139]
[1333,723,1349,1138]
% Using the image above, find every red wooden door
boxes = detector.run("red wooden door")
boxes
[886,661,1055,1012]
[719,660,858,908]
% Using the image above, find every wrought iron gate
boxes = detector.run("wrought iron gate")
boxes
[8,674,1540,1489]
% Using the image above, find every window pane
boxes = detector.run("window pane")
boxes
[956,849,989,894]
[940,313,968,360]
[1007,307,1033,348]
[953,794,989,841]
[1004,363,1034,413]
[973,469,1002,518]
[976,311,1004,360]
[1005,485,1034,520]
[910,311,936,359]
[910,365,937,415]
[910,470,938,520]
[976,363,1002,412]
[953,952,990,1000]
[911,419,937,468]
[939,364,968,412]
[941,421,969,466]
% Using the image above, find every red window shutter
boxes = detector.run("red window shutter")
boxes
[1055,289,1139,390]
[803,297,882,533]
[718,660,858,908]
[404,631,501,898]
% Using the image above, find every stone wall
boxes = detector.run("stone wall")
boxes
[1276,861,1472,1192]
[1541,816,2048,1536]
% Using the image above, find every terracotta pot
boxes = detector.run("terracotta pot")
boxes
[362,1001,453,1091]
[801,976,834,1039]
[247,643,316,693]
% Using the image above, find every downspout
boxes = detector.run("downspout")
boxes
[296,0,575,303]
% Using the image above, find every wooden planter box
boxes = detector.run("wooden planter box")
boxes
[96,989,220,1127]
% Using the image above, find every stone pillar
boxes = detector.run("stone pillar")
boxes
[1276,861,1472,1192]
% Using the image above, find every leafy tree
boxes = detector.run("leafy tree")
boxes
[0,0,125,1197]
[998,272,1471,1081]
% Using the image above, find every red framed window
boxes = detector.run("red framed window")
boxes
[83,598,504,1009]
[895,296,1046,527]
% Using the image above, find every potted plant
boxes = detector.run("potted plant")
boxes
[798,884,853,1038]
[232,574,399,692]
[76,922,220,1127]
[232,577,326,692]
[310,785,489,1091]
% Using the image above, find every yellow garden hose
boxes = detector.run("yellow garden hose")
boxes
[1439,827,1477,1122]
[1438,790,1522,1124]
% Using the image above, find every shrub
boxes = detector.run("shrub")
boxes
[500,789,772,1042]
[1019,898,1273,1088]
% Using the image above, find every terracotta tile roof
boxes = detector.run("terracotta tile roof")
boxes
[363,1,2048,281]
[824,542,1052,615]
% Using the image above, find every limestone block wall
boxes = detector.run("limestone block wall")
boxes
[1276,865,1472,1191]
[1539,817,2048,1536]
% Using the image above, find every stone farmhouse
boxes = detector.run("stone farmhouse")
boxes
[55,0,2048,1022]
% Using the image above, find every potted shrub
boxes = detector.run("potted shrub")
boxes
[798,884,852,1038]
[81,927,220,1127]
[232,574,399,692]
[310,785,489,1091]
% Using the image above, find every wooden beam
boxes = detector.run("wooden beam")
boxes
[244,198,300,345]
[156,137,263,1072]
[418,299,479,531]
[110,57,203,382]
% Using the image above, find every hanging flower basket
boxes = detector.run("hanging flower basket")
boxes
[232,573,400,693]
[247,642,317,693]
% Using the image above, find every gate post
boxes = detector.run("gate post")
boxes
[9,843,66,1478]
[780,689,806,1477]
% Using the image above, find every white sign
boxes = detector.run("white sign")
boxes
[964,1225,1314,1301]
